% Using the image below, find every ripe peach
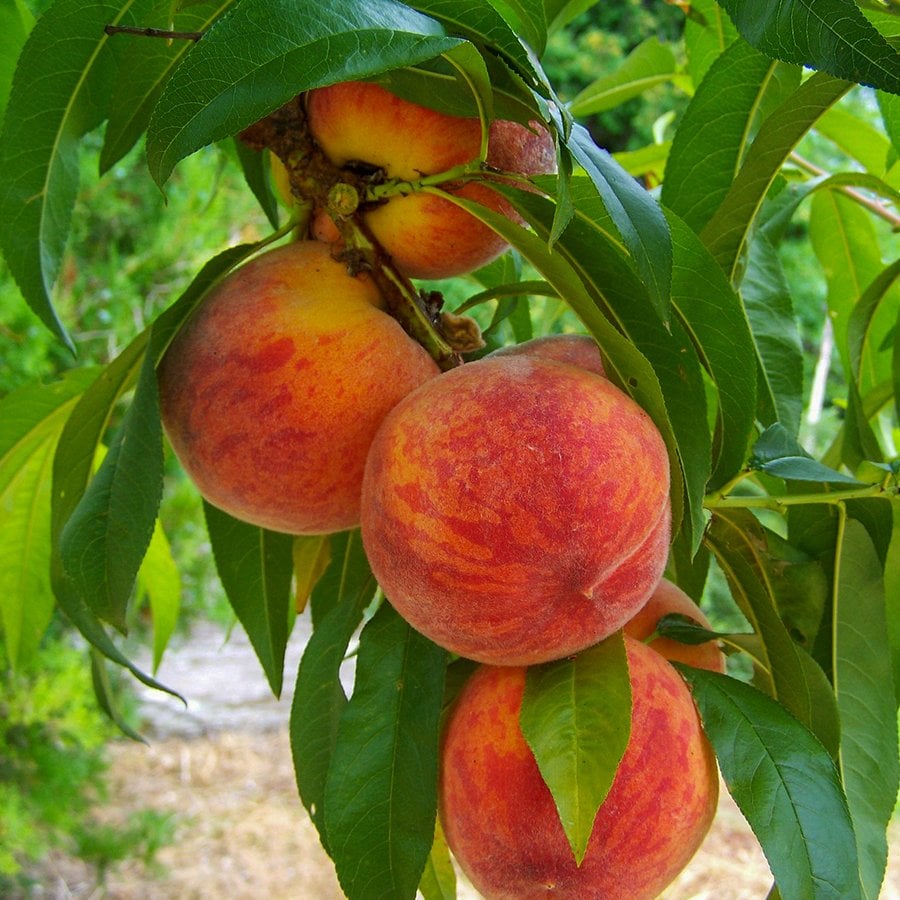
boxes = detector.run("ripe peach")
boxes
[624,578,726,673]
[305,81,556,280]
[360,355,671,665]
[439,637,719,899]
[490,333,605,376]
[158,241,439,535]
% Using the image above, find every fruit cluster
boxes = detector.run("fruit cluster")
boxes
[159,82,722,899]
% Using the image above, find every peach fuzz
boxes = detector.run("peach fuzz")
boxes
[360,355,671,665]
[305,81,556,280]
[490,333,605,376]
[439,637,719,899]
[624,577,726,673]
[158,241,439,535]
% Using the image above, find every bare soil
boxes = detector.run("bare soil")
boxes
[23,622,900,899]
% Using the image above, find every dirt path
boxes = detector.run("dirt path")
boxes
[27,622,900,898]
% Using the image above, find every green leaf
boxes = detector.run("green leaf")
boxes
[0,0,33,120]
[519,633,631,865]
[815,103,894,175]
[706,509,842,756]
[661,40,781,233]
[293,533,331,614]
[0,370,96,667]
[480,0,547,56]
[146,0,461,186]
[418,819,457,900]
[324,603,447,900]
[683,0,739,86]
[835,519,899,899]
[291,531,374,852]
[750,426,869,485]
[742,232,805,434]
[0,0,126,351]
[100,0,232,173]
[203,501,294,697]
[407,0,542,86]
[232,140,280,230]
[567,124,672,318]
[678,666,861,900]
[569,37,681,117]
[879,90,900,156]
[90,647,146,743]
[714,0,900,94]
[59,348,163,632]
[810,190,893,393]
[135,517,181,673]
[668,211,757,491]
[702,71,853,282]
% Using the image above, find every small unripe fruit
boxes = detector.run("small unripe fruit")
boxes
[158,241,439,534]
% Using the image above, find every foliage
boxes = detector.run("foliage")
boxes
[1,0,899,898]
[0,632,174,889]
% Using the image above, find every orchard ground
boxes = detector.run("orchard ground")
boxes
[26,621,900,899]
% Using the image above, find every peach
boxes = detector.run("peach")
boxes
[305,81,556,280]
[360,354,671,665]
[158,241,439,534]
[489,333,605,376]
[624,578,726,673]
[439,637,719,899]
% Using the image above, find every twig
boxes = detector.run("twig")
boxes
[790,152,900,229]
[104,25,203,41]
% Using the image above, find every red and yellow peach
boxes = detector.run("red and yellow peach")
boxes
[158,240,439,534]
[360,354,671,665]
[306,81,556,280]
[439,636,719,899]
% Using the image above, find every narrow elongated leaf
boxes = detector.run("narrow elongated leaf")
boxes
[702,72,853,282]
[0,370,95,667]
[815,104,894,175]
[147,0,461,186]
[678,666,861,900]
[135,518,181,673]
[879,91,900,155]
[668,212,757,490]
[100,0,232,172]
[0,0,126,350]
[418,820,457,900]
[90,648,145,743]
[204,501,294,697]
[59,348,163,632]
[706,509,841,756]
[835,519,898,899]
[291,531,374,851]
[715,0,900,95]
[661,40,779,233]
[480,0,547,56]
[567,124,672,317]
[0,0,33,119]
[683,0,739,85]
[324,604,447,900]
[742,232,805,434]
[810,190,893,392]
[519,633,631,865]
[232,139,280,230]
[569,37,680,117]
[408,0,542,86]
